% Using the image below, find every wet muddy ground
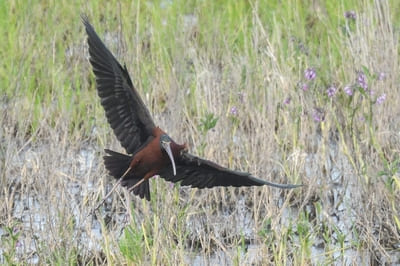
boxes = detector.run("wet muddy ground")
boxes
[1,137,399,265]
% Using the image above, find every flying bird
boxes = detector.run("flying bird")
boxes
[82,16,301,202]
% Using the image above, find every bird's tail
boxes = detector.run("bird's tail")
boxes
[103,149,150,201]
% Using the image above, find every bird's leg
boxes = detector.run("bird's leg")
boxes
[120,166,132,179]
[90,164,135,215]
[91,178,123,214]
[127,177,147,193]
[127,171,156,193]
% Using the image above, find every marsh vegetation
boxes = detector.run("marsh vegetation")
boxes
[1,0,399,264]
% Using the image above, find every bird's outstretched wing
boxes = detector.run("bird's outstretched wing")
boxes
[83,16,155,154]
[158,152,302,189]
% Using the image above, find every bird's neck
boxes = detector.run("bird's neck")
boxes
[152,126,166,137]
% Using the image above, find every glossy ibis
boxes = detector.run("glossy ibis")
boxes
[82,16,301,203]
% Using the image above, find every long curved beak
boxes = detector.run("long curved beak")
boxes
[162,141,177,176]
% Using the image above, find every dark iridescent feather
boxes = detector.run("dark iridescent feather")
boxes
[159,152,302,189]
[83,16,155,154]
[103,149,150,200]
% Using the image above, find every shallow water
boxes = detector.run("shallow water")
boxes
[1,142,399,265]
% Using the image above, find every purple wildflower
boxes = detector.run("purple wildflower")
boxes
[301,83,309,91]
[376,93,386,104]
[283,97,291,105]
[327,86,337,98]
[357,72,368,90]
[304,68,316,80]
[312,108,325,122]
[344,11,356,20]
[230,106,238,116]
[378,72,386,81]
[15,241,23,248]
[343,85,353,96]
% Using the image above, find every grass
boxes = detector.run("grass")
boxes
[1,0,400,264]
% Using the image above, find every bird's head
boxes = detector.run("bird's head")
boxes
[160,134,177,176]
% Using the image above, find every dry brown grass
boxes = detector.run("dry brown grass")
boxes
[1,0,399,265]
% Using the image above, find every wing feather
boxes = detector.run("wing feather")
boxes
[83,16,155,154]
[159,152,302,189]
